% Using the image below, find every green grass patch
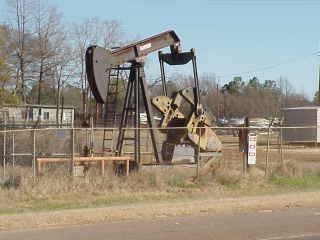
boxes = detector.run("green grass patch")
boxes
[0,209,19,215]
[270,172,320,189]
[168,176,199,188]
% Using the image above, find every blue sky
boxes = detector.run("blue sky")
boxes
[1,0,320,99]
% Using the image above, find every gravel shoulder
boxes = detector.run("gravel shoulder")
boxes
[1,190,320,232]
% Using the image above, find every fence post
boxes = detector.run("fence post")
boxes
[280,122,284,169]
[12,131,15,167]
[3,127,6,178]
[196,127,202,181]
[91,117,94,156]
[33,130,36,177]
[242,117,249,176]
[71,128,75,176]
[265,124,271,177]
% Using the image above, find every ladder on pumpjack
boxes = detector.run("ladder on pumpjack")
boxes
[102,66,122,152]
[116,66,139,158]
[103,65,139,157]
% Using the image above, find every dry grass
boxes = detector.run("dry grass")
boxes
[0,165,202,214]
[0,158,317,215]
[1,131,320,215]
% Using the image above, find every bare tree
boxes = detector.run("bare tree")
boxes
[31,0,65,105]
[72,18,98,118]
[0,25,13,90]
[5,0,34,102]
[72,18,124,118]
[100,20,124,48]
[52,45,77,125]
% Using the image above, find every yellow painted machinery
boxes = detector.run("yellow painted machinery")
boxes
[85,30,221,166]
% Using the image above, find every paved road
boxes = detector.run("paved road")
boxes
[1,207,320,240]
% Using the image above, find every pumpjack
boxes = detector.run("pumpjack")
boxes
[85,30,222,168]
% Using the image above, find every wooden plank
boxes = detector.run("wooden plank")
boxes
[126,160,129,176]
[37,156,133,163]
[101,160,105,175]
[37,160,41,174]
[37,158,71,163]
[75,156,133,161]
[36,156,133,176]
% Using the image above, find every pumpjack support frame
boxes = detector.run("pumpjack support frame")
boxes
[86,30,222,167]
[116,62,163,166]
[86,30,181,166]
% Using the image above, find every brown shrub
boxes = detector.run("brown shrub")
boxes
[272,160,304,178]
[214,167,241,186]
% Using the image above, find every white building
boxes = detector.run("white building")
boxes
[0,104,75,128]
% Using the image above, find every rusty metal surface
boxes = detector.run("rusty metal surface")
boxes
[111,30,180,58]
[85,46,109,103]
[86,30,181,104]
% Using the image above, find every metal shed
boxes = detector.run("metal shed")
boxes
[282,106,320,143]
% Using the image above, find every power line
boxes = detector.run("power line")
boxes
[206,0,320,5]
[218,52,319,79]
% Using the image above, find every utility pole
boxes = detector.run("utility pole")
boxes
[318,59,320,105]
[317,44,320,105]
[217,76,220,119]
[279,77,283,109]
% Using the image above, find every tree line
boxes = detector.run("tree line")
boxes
[0,0,125,118]
[149,74,312,120]
[0,0,313,123]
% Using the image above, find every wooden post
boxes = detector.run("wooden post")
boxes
[37,159,41,175]
[126,159,130,176]
[101,159,105,175]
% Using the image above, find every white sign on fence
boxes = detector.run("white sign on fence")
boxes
[247,134,257,165]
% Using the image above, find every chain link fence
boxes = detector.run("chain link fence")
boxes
[0,126,318,181]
